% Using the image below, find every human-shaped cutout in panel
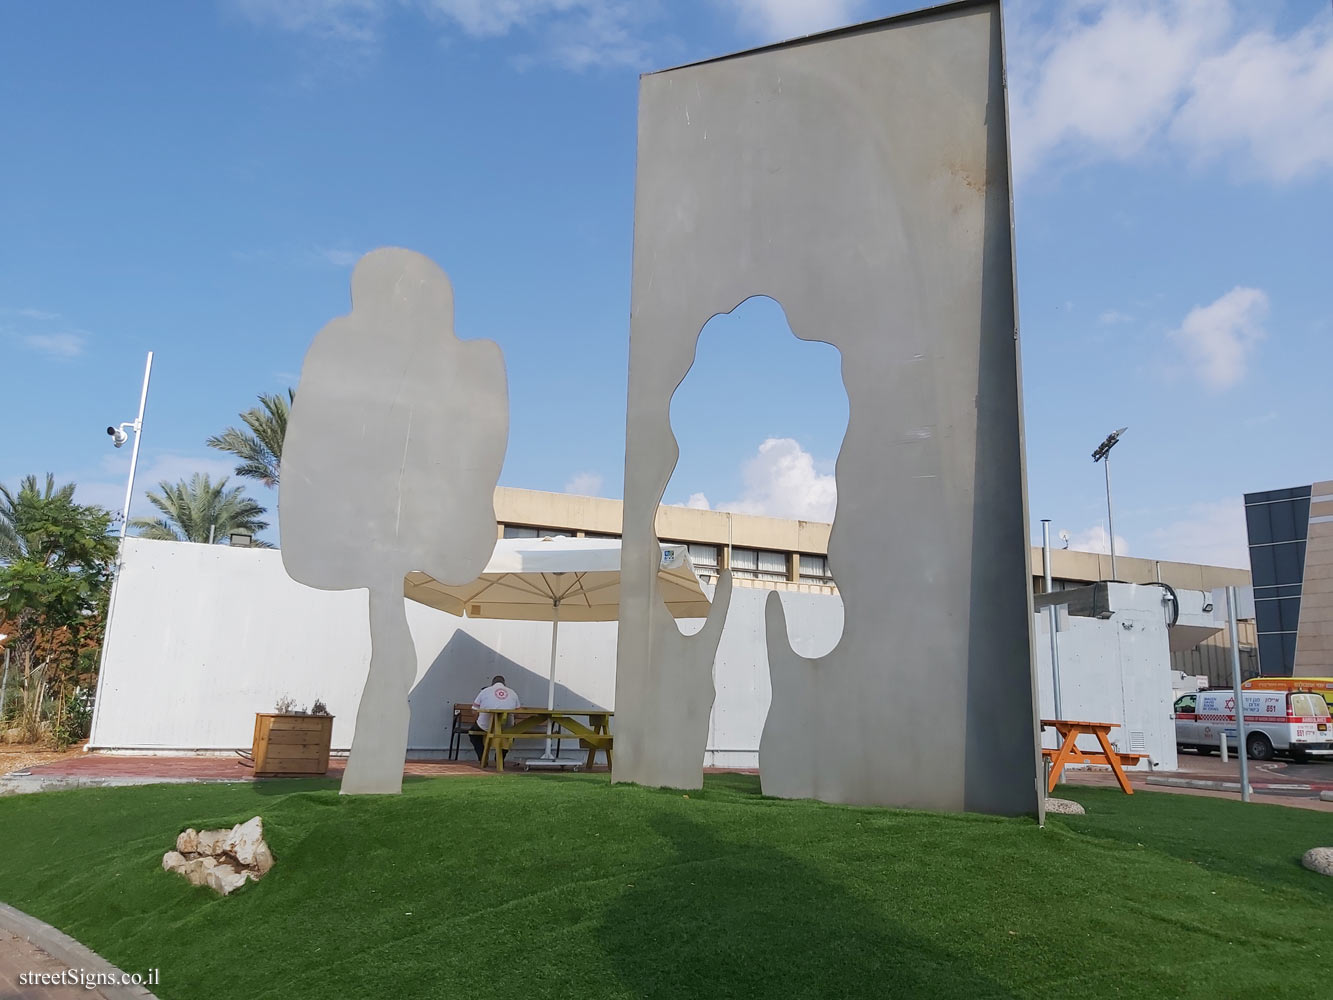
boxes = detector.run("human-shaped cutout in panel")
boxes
[616,1,1042,815]
[280,248,508,795]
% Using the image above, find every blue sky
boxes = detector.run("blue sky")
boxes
[2,0,1329,568]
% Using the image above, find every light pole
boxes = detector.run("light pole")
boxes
[87,351,153,748]
[0,634,10,722]
[1091,426,1127,581]
[1040,520,1062,719]
[1225,586,1251,803]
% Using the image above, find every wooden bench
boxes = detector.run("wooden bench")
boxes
[1040,746,1146,767]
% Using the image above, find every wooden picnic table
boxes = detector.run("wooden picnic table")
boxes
[481,708,613,772]
[1040,719,1145,795]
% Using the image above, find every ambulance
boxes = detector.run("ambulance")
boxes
[1171,689,1333,761]
[1243,676,1333,715]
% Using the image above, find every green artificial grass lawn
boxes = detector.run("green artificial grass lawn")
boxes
[1,776,1331,1000]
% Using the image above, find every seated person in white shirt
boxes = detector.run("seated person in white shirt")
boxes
[470,675,521,764]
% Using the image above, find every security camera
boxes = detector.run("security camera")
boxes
[1058,529,1070,549]
[107,425,128,448]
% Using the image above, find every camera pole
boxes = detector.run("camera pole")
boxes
[87,351,153,748]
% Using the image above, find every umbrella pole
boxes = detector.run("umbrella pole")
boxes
[543,600,560,759]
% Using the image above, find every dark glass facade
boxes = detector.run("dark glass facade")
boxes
[1244,485,1312,676]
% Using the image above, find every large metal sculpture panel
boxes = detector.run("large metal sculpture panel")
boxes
[280,248,508,794]
[615,0,1042,814]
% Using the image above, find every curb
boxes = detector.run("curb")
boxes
[0,901,159,999]
[1145,776,1330,794]
[0,775,250,797]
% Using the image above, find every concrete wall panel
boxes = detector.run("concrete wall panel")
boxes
[616,1,1040,813]
[89,539,844,768]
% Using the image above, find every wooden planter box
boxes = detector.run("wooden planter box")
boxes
[252,713,334,777]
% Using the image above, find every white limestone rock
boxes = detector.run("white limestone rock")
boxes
[170,855,220,888]
[1301,848,1333,877]
[224,816,271,871]
[163,815,274,895]
[204,864,251,895]
[194,828,229,855]
[1045,797,1086,816]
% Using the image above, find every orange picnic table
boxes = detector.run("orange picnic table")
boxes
[1041,719,1146,795]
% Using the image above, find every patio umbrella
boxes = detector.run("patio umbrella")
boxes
[404,535,711,759]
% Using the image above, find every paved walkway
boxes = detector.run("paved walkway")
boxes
[11,754,511,781]
[0,904,155,999]
[0,753,625,796]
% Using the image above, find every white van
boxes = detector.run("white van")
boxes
[1172,689,1333,761]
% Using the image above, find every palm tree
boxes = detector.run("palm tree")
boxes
[131,474,271,546]
[206,389,293,488]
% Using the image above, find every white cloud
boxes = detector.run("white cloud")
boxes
[725,0,866,39]
[1172,16,1333,181]
[1009,1,1333,182]
[1064,523,1129,558]
[235,244,366,270]
[1097,309,1133,325]
[3,306,87,358]
[1009,0,1224,176]
[231,0,386,43]
[23,332,88,358]
[533,2,651,71]
[235,0,652,70]
[424,0,607,39]
[1169,285,1268,389]
[78,452,255,522]
[674,438,837,522]
[313,245,362,268]
[1148,497,1249,568]
[563,471,603,496]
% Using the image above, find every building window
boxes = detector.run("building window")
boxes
[1248,541,1308,589]
[1245,486,1312,676]
[799,553,833,583]
[1255,597,1302,633]
[686,544,719,576]
[1245,495,1311,545]
[502,525,570,539]
[1258,632,1299,676]
[730,547,787,581]
[757,549,787,579]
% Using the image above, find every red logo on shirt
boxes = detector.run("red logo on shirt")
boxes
[496,689,508,699]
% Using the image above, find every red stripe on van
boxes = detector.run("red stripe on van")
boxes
[1197,714,1292,723]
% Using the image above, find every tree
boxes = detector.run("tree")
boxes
[207,389,293,488]
[0,475,115,740]
[131,474,271,546]
[1,474,75,561]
